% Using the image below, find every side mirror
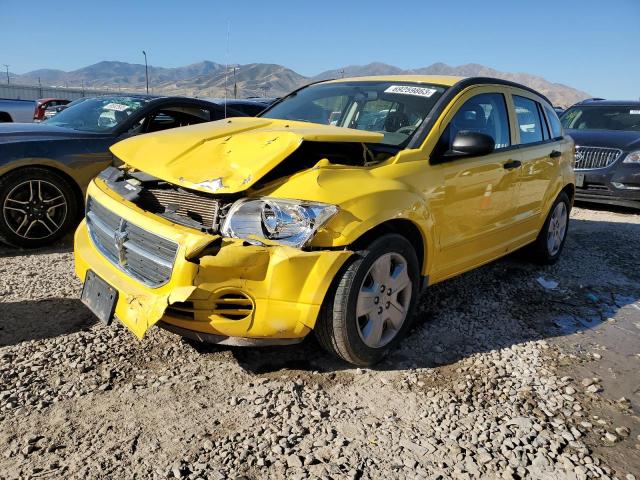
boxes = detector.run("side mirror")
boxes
[445,131,495,159]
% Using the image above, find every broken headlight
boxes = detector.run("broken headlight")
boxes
[220,198,338,248]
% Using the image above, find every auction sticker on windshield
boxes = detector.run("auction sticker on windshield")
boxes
[630,110,640,115]
[384,85,437,97]
[104,103,130,112]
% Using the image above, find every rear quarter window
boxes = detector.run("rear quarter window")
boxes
[543,104,563,138]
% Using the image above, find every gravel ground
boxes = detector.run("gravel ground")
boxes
[0,205,639,479]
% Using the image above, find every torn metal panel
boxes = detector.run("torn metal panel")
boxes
[119,285,196,339]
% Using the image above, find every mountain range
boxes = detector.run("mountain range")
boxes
[12,60,590,107]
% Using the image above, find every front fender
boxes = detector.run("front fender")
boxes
[264,165,435,275]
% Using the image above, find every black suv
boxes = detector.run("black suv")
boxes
[561,99,640,208]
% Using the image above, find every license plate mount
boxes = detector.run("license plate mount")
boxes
[81,270,118,325]
[576,173,585,188]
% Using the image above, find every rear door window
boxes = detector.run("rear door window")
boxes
[514,96,544,144]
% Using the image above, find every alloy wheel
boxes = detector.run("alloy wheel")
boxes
[356,252,413,348]
[546,202,567,256]
[2,180,68,240]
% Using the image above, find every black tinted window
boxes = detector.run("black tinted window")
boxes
[445,93,511,150]
[561,106,640,132]
[233,104,266,116]
[514,96,544,144]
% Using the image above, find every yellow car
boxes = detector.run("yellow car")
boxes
[74,76,575,366]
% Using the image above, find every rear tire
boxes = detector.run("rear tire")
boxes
[315,233,420,366]
[0,167,79,248]
[529,191,571,264]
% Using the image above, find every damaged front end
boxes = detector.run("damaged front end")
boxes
[74,177,351,341]
[74,118,387,341]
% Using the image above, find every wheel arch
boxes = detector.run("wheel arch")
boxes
[349,218,429,280]
[561,183,575,206]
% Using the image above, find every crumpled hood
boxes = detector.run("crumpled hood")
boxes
[109,117,384,194]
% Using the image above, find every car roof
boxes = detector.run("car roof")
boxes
[572,99,640,107]
[323,75,465,87]
[206,98,272,105]
[319,75,552,106]
[78,94,219,105]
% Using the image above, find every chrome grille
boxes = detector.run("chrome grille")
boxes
[135,187,220,231]
[574,146,622,170]
[86,198,178,287]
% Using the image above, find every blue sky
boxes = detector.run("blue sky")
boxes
[1,0,639,98]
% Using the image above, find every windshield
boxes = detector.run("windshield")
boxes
[561,106,640,132]
[261,81,447,147]
[44,96,149,132]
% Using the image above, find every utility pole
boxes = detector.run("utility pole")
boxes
[38,77,42,97]
[227,65,239,99]
[233,66,238,99]
[142,50,149,94]
[2,64,9,84]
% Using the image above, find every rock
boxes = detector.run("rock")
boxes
[172,466,185,478]
[615,426,630,438]
[604,432,618,443]
[286,454,303,468]
[476,448,492,465]
[581,378,595,387]
[586,384,602,393]
[21,445,35,455]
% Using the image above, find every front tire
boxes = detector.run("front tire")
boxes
[315,233,420,366]
[0,167,78,248]
[530,191,571,264]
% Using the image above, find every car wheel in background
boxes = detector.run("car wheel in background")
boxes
[315,233,420,366]
[530,191,571,264]
[0,167,78,248]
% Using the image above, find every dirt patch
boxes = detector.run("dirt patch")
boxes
[1,206,639,479]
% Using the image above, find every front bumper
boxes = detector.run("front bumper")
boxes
[74,180,352,342]
[576,163,640,209]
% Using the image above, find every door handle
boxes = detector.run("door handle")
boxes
[503,160,521,170]
[549,150,562,158]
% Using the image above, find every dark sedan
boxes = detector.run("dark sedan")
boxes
[0,95,243,247]
[207,97,277,116]
[561,99,640,209]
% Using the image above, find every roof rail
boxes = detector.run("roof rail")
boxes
[577,97,606,104]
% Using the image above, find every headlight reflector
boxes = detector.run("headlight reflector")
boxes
[623,151,640,164]
[221,198,338,247]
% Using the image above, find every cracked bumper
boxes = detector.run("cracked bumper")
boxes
[74,182,352,341]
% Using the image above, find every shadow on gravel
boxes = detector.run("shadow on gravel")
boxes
[0,298,96,347]
[188,216,640,374]
[574,200,639,215]
[0,235,73,258]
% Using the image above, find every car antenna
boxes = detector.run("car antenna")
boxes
[224,19,231,119]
